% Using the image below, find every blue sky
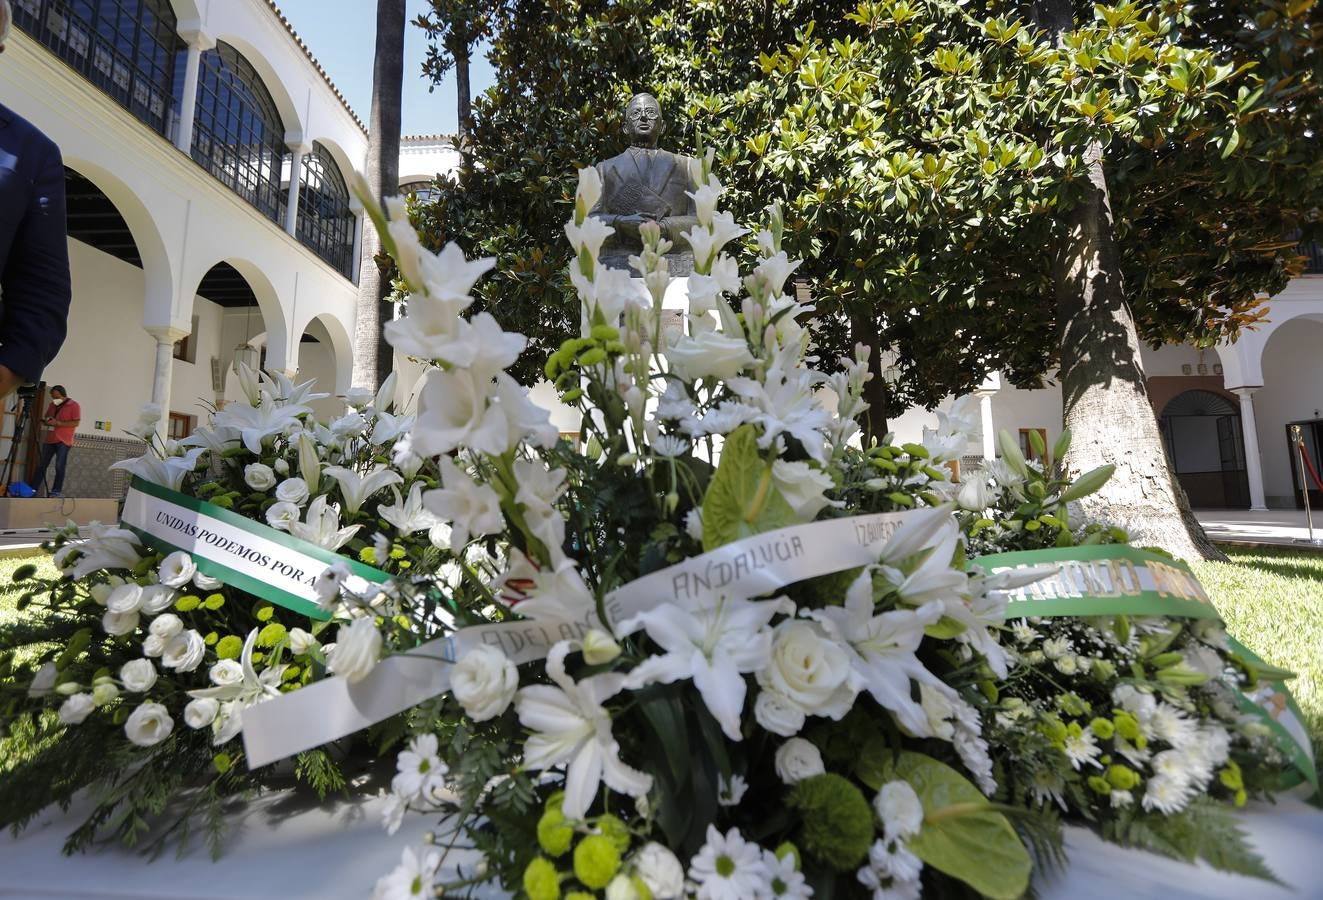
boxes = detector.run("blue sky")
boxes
[277,0,495,136]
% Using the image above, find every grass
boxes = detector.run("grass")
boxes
[1192,546,1323,766]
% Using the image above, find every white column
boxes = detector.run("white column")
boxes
[349,199,365,285]
[173,31,215,154]
[1232,387,1269,511]
[284,142,310,237]
[147,326,190,442]
[977,392,996,460]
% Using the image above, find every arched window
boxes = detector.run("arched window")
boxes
[12,0,181,137]
[190,42,287,222]
[296,143,354,278]
[400,180,436,203]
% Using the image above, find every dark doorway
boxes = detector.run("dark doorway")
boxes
[1286,420,1323,510]
[1160,390,1250,508]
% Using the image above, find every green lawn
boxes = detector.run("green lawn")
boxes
[1193,546,1323,766]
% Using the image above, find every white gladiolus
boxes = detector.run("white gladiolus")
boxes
[124,702,174,747]
[119,658,157,693]
[451,645,518,722]
[666,330,754,382]
[157,551,197,588]
[288,627,319,655]
[328,618,382,684]
[774,737,825,784]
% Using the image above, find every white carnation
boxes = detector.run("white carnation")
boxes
[754,689,807,737]
[328,618,381,683]
[774,737,825,784]
[874,780,924,841]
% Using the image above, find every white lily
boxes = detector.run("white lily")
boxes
[516,641,652,819]
[619,595,790,740]
[948,567,1059,679]
[369,411,415,447]
[63,523,143,579]
[379,482,440,535]
[727,343,833,464]
[808,574,947,737]
[875,504,970,606]
[260,369,331,407]
[289,495,360,551]
[514,557,597,623]
[423,457,504,551]
[417,241,497,304]
[187,628,286,745]
[324,465,405,515]
[109,447,207,492]
[297,431,321,493]
[213,395,311,454]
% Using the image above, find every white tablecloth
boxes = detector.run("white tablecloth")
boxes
[0,792,1320,899]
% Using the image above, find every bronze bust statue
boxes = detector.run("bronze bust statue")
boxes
[590,93,698,275]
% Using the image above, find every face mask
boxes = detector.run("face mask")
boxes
[51,398,65,406]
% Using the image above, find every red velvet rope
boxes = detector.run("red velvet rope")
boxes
[1299,440,1323,493]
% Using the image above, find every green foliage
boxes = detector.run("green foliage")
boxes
[865,750,1032,900]
[293,749,347,801]
[1104,797,1280,882]
[787,772,874,871]
[702,425,797,550]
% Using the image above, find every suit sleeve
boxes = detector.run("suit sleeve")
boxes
[0,139,71,382]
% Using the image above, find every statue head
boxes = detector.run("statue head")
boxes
[624,93,665,148]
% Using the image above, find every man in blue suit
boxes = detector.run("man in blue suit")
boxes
[0,0,72,398]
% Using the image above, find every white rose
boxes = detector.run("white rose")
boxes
[91,680,119,705]
[328,618,382,683]
[157,550,197,588]
[633,843,685,900]
[581,629,621,666]
[149,613,183,639]
[184,697,219,729]
[193,572,223,591]
[244,463,277,491]
[119,658,158,693]
[58,693,96,725]
[106,583,144,614]
[451,645,517,722]
[143,633,166,658]
[275,477,310,506]
[874,780,924,841]
[209,659,244,686]
[774,737,825,784]
[771,460,837,521]
[102,609,140,636]
[754,689,807,737]
[288,627,319,655]
[28,661,58,697]
[757,621,855,719]
[124,702,174,747]
[265,500,301,531]
[139,584,177,615]
[162,630,206,672]
[665,330,754,382]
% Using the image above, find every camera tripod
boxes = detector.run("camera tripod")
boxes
[0,385,41,497]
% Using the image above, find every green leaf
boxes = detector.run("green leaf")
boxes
[701,425,796,550]
[1059,464,1116,503]
[863,751,1031,900]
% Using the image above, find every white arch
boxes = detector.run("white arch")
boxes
[208,35,305,140]
[60,156,177,331]
[180,256,291,374]
[299,312,354,396]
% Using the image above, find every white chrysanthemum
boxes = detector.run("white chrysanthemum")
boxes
[1142,773,1195,815]
[867,837,923,883]
[372,846,441,900]
[688,825,769,900]
[1063,726,1102,770]
[763,848,812,899]
[393,733,447,801]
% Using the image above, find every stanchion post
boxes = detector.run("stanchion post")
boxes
[1291,424,1323,547]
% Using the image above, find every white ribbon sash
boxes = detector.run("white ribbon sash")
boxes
[242,511,914,768]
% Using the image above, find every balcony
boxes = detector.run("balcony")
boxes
[1297,240,1323,275]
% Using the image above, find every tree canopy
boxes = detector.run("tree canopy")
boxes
[412,0,1321,408]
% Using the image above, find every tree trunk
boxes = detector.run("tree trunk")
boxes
[352,0,407,392]
[455,45,472,140]
[1034,0,1225,562]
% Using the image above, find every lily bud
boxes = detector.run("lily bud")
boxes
[582,629,621,666]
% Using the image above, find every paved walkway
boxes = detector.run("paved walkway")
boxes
[1195,508,1323,550]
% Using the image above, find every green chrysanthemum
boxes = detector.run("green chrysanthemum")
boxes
[788,773,874,871]
[257,623,287,648]
[594,812,631,854]
[537,808,574,857]
[215,635,243,660]
[573,834,620,889]
[523,857,561,900]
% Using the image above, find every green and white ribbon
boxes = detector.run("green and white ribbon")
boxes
[974,546,1317,790]
[121,476,390,621]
